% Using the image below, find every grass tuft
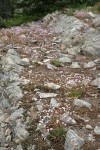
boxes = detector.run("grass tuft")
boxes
[51,59,62,67]
[67,89,85,98]
[49,127,66,138]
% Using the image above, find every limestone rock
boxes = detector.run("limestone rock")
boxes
[36,92,57,98]
[44,82,60,90]
[60,113,76,125]
[73,99,91,110]
[64,129,84,150]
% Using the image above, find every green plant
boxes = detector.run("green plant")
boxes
[51,59,62,67]
[67,89,85,98]
[49,127,66,138]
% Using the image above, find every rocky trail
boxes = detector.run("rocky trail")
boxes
[0,11,100,150]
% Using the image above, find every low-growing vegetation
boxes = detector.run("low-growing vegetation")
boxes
[51,59,62,67]
[49,127,66,138]
[67,89,86,98]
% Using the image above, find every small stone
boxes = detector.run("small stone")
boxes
[21,58,30,66]
[36,92,57,98]
[60,113,76,125]
[19,35,26,39]
[84,61,96,68]
[46,63,57,70]
[94,59,100,64]
[44,82,60,90]
[86,125,92,130]
[94,126,100,135]
[71,62,80,68]
[36,104,43,111]
[50,98,60,108]
[58,56,72,63]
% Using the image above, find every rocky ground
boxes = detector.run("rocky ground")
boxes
[0,10,100,150]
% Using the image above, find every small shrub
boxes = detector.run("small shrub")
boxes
[51,59,62,67]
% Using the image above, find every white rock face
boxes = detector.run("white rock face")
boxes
[44,82,61,90]
[64,129,84,150]
[73,99,92,110]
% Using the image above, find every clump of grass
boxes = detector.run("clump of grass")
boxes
[67,89,85,98]
[92,2,100,14]
[51,59,62,67]
[49,127,66,138]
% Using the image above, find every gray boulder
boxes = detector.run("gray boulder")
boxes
[64,129,84,150]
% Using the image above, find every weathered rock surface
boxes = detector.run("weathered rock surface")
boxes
[73,99,92,110]
[64,129,84,150]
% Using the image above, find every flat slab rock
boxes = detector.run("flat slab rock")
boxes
[36,92,57,98]
[73,99,92,110]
